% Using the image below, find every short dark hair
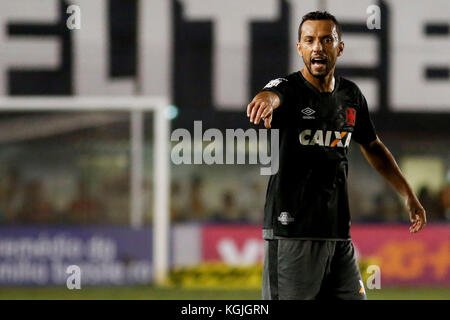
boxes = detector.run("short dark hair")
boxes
[298,11,342,41]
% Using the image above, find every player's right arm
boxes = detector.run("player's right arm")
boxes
[246,91,281,129]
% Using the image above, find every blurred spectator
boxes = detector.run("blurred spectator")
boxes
[171,181,188,222]
[0,166,24,223]
[438,183,450,221]
[367,183,405,222]
[211,190,248,222]
[67,180,105,224]
[418,185,443,221]
[244,181,265,224]
[188,175,207,221]
[101,174,130,224]
[16,181,55,224]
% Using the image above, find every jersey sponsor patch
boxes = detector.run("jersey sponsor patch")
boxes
[278,212,294,225]
[263,78,287,89]
[345,107,356,126]
[299,129,352,148]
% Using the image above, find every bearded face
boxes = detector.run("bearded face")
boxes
[297,20,343,79]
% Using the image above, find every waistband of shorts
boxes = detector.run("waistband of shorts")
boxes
[262,228,351,241]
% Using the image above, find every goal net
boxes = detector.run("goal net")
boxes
[0,96,170,285]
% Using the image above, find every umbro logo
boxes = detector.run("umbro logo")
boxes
[301,107,315,119]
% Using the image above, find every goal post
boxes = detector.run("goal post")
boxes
[0,96,171,285]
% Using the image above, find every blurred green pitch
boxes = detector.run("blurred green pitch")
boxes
[0,286,449,300]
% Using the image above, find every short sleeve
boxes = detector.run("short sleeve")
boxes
[260,78,290,106]
[352,93,377,145]
[259,78,292,128]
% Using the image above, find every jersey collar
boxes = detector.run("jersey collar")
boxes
[297,71,340,96]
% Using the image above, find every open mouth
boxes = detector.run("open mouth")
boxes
[311,57,327,66]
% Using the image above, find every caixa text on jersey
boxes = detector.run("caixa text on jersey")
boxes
[299,129,352,148]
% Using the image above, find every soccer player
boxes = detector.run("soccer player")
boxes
[246,11,426,300]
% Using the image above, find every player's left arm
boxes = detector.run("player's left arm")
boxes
[359,136,427,233]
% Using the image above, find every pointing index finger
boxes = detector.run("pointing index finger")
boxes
[254,104,267,124]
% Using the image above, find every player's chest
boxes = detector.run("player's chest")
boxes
[283,93,358,150]
[290,94,357,132]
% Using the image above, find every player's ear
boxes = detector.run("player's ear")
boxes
[337,41,344,57]
[296,42,303,57]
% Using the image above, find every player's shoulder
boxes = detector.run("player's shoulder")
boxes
[338,76,371,113]
[263,72,299,88]
[338,76,363,96]
[283,71,301,85]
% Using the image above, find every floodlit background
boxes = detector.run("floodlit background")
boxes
[0,0,448,299]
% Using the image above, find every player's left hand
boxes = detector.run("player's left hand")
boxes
[405,195,426,233]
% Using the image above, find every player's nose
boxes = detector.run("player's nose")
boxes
[312,39,323,52]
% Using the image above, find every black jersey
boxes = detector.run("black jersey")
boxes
[260,71,377,240]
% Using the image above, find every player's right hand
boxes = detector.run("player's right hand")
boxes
[246,91,280,129]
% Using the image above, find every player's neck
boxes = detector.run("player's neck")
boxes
[301,68,335,93]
